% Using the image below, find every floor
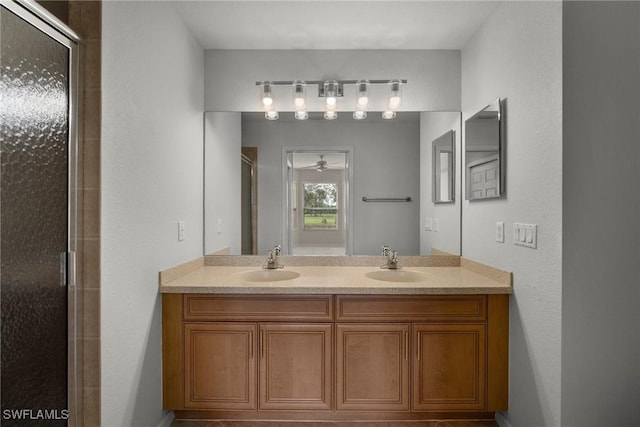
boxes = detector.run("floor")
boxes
[172,421,499,427]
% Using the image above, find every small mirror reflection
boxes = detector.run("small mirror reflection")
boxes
[464,99,503,200]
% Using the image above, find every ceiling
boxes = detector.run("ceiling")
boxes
[175,1,502,50]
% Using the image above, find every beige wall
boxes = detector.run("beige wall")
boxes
[101,2,204,426]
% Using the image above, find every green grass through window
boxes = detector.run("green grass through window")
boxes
[304,214,337,229]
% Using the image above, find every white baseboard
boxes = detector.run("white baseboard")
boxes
[157,411,174,427]
[496,412,514,427]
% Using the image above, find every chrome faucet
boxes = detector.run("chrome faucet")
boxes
[264,245,283,269]
[381,245,401,270]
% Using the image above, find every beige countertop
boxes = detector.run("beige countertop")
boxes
[159,257,512,295]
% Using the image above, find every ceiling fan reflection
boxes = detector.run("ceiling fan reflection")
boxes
[300,154,329,172]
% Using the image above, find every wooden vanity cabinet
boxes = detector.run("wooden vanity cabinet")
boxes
[184,322,256,410]
[335,323,410,410]
[163,293,509,421]
[335,295,497,413]
[259,323,332,410]
[412,323,486,411]
[164,294,335,414]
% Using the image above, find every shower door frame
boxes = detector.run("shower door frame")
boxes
[0,1,80,424]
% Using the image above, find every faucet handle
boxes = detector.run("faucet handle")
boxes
[381,245,391,256]
[273,244,282,255]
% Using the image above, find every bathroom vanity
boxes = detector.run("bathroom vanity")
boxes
[160,256,511,422]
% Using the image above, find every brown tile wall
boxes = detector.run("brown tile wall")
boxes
[71,3,101,425]
[50,1,102,425]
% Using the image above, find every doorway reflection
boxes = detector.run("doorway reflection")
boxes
[286,151,349,256]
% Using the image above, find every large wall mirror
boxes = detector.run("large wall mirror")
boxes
[464,99,504,200]
[204,111,461,257]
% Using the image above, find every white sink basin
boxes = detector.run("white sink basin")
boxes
[365,270,431,283]
[237,269,300,282]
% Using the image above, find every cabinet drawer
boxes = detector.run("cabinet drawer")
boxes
[336,295,486,322]
[184,295,333,322]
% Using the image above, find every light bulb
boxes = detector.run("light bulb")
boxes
[356,80,369,109]
[382,110,396,120]
[324,110,338,120]
[295,110,308,120]
[353,110,367,120]
[388,79,402,111]
[389,95,401,110]
[293,80,306,110]
[265,110,279,120]
[324,80,339,110]
[260,81,274,109]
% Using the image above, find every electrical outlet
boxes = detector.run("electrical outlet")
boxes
[217,219,223,234]
[178,221,185,241]
[496,221,504,243]
[433,218,440,232]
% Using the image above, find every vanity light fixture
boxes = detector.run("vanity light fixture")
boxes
[381,79,402,120]
[265,110,279,120]
[381,110,396,120]
[388,79,402,111]
[356,80,370,109]
[353,110,367,120]
[323,80,339,119]
[255,79,407,121]
[293,80,307,120]
[260,81,279,120]
[353,80,369,120]
[324,110,338,120]
[294,111,309,120]
[323,80,339,108]
[260,81,274,110]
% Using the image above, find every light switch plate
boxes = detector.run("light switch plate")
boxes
[513,223,537,248]
[496,221,504,243]
[424,218,433,231]
[178,221,185,241]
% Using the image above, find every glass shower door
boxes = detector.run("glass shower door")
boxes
[1,4,76,425]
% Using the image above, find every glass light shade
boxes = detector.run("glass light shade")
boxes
[382,110,396,120]
[324,110,338,120]
[353,110,367,120]
[388,79,402,111]
[356,80,369,109]
[265,110,279,120]
[293,80,306,110]
[295,110,308,120]
[260,81,274,109]
[324,80,338,109]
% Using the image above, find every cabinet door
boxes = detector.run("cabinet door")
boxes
[336,323,410,411]
[259,323,332,410]
[413,324,486,411]
[184,323,256,410]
